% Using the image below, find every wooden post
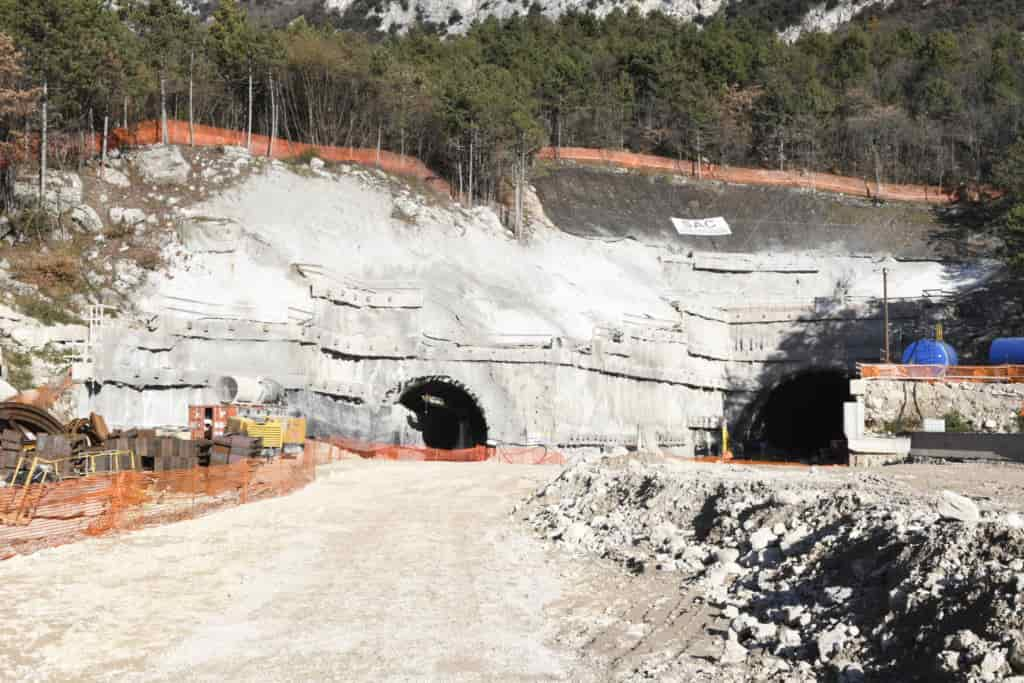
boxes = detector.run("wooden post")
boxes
[160,76,168,145]
[101,115,108,167]
[883,267,890,363]
[38,80,47,209]
[267,71,275,157]
[246,67,253,152]
[376,122,382,167]
[188,50,195,148]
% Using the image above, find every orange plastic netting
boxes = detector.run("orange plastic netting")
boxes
[859,364,1024,382]
[537,147,975,204]
[0,439,564,560]
[324,437,567,465]
[111,120,451,194]
[0,451,315,560]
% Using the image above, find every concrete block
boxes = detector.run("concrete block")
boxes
[923,418,945,433]
[843,401,864,440]
[848,379,867,396]
[848,437,911,467]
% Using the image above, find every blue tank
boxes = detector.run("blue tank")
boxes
[901,339,958,366]
[989,338,1024,364]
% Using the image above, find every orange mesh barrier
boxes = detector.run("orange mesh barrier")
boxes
[0,438,566,560]
[536,147,986,205]
[108,120,451,194]
[326,437,566,465]
[0,452,317,560]
[859,363,1024,383]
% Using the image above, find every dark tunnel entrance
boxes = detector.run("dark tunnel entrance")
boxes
[746,370,850,459]
[398,380,488,450]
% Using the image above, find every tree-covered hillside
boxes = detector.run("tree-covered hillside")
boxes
[0,0,1022,211]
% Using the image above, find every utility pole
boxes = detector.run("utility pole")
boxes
[883,267,890,363]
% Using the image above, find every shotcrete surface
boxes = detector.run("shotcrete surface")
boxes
[141,162,995,339]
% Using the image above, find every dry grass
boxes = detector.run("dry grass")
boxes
[11,249,81,293]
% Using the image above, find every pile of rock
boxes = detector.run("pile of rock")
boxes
[524,459,1024,681]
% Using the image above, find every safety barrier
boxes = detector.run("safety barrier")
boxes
[325,437,567,465]
[0,437,566,560]
[0,451,316,560]
[537,146,976,205]
[107,120,451,194]
[859,363,1024,383]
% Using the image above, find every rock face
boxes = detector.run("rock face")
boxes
[864,379,1024,435]
[523,459,1024,681]
[310,0,887,38]
[134,145,190,185]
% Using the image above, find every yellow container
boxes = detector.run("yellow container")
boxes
[282,417,306,446]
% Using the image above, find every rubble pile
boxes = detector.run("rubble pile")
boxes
[524,459,1024,682]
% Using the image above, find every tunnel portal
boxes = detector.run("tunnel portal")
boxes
[398,379,488,450]
[746,370,850,459]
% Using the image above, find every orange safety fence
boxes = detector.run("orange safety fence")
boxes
[859,363,1024,383]
[325,437,567,465]
[71,118,448,193]
[0,437,568,560]
[537,146,988,205]
[0,448,318,561]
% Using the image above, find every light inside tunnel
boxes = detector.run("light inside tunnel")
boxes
[399,380,488,450]
[748,370,850,458]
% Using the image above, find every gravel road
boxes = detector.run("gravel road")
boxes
[0,460,596,682]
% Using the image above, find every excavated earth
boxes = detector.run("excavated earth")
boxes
[520,458,1024,683]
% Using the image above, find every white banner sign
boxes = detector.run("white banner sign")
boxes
[671,216,732,236]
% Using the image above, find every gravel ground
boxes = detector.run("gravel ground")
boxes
[4,457,1023,682]
[0,460,596,682]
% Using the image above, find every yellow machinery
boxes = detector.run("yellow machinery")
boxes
[226,415,306,457]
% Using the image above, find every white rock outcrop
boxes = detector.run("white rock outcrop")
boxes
[134,145,190,186]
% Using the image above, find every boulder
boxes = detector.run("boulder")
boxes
[134,145,190,185]
[309,156,325,171]
[979,650,1008,679]
[718,638,748,665]
[749,527,777,551]
[777,625,802,649]
[109,207,147,226]
[938,490,980,523]
[15,171,83,211]
[715,547,740,564]
[1009,631,1024,673]
[99,167,131,188]
[817,625,847,661]
[70,205,104,233]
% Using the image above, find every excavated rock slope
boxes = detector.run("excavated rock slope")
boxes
[524,459,1024,682]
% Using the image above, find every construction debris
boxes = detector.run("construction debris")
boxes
[524,458,1024,682]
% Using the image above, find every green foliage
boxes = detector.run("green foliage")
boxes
[943,410,972,433]
[0,0,141,118]
[1,0,1023,202]
[883,415,921,434]
[12,293,83,326]
[0,342,33,390]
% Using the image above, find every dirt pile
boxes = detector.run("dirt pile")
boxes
[524,459,1024,682]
